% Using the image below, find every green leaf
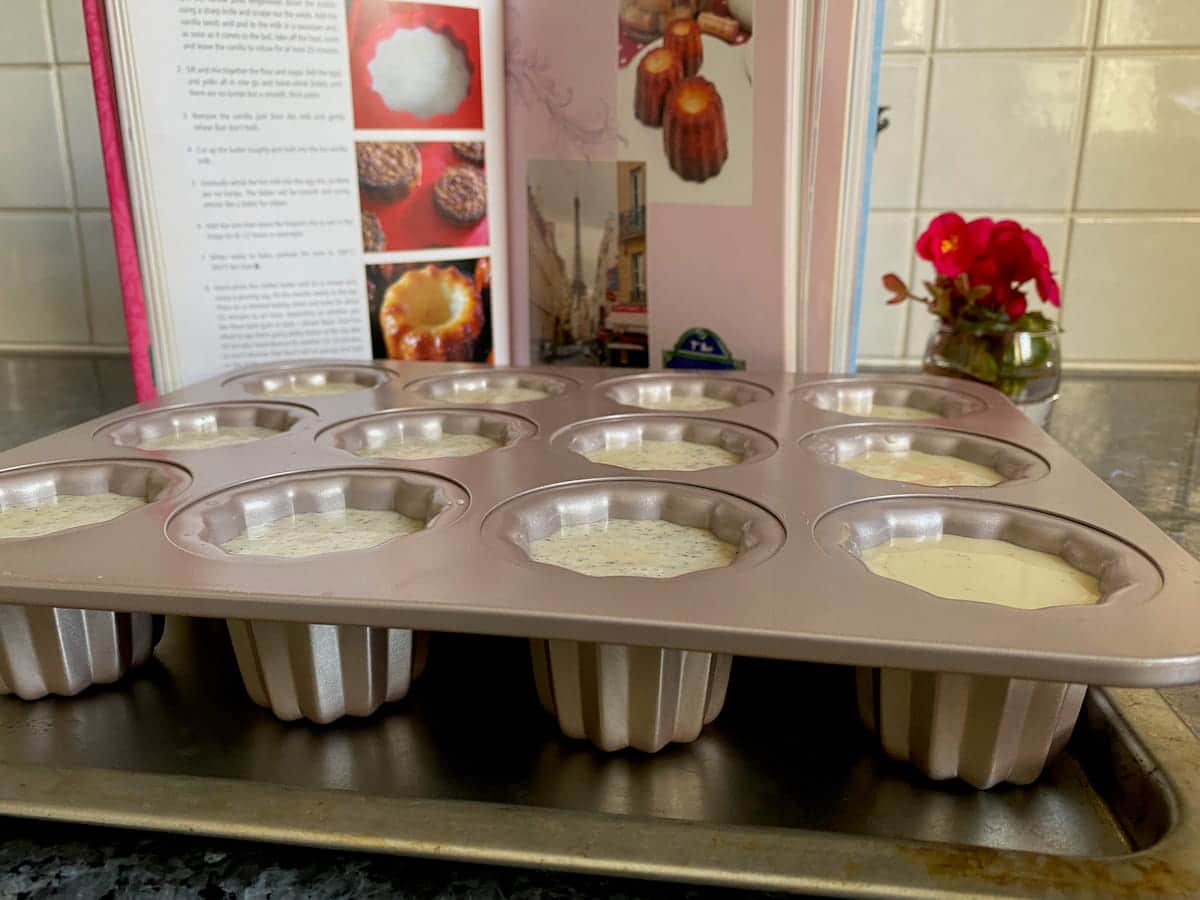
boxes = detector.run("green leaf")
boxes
[1014,311,1054,333]
[939,332,1000,383]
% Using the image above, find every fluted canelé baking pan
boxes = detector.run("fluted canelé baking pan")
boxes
[1,360,1199,692]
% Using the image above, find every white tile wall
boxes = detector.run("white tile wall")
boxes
[0,70,71,207]
[0,0,121,352]
[882,0,933,51]
[1065,220,1200,362]
[859,0,1200,370]
[79,212,126,345]
[937,0,1095,50]
[0,214,89,343]
[860,213,914,358]
[59,66,108,208]
[0,2,51,65]
[921,55,1088,211]
[1077,55,1200,210]
[1098,0,1200,48]
[48,0,90,64]
[872,58,927,209]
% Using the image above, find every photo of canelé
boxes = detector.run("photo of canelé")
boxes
[358,141,488,253]
[365,256,492,362]
[617,0,753,205]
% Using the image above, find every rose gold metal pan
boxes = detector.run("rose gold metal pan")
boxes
[0,362,1194,687]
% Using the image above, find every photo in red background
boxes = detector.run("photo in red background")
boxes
[359,142,488,252]
[348,0,484,131]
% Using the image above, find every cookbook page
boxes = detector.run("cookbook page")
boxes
[118,0,506,390]
[505,0,800,373]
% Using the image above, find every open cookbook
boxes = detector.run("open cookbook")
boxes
[85,0,881,398]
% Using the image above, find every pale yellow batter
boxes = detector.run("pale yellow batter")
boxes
[444,386,548,404]
[255,381,363,396]
[583,439,741,471]
[139,425,280,451]
[356,432,501,460]
[221,508,424,558]
[839,449,1003,487]
[0,493,146,539]
[628,394,733,412]
[529,518,737,578]
[845,403,935,420]
[861,534,1100,609]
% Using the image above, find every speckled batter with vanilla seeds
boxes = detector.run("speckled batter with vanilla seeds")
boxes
[254,382,364,397]
[528,518,737,578]
[443,386,548,404]
[220,508,424,558]
[627,394,733,412]
[356,432,501,460]
[583,439,740,471]
[139,426,280,451]
[0,493,146,539]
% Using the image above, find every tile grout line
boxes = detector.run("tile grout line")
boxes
[899,0,940,361]
[1057,0,1106,335]
[44,0,99,348]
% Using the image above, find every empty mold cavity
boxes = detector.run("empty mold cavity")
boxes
[226,364,394,396]
[0,460,190,540]
[799,425,1049,487]
[168,468,468,560]
[97,402,313,451]
[406,370,577,405]
[554,415,776,471]
[602,374,772,412]
[798,379,987,421]
[319,408,537,461]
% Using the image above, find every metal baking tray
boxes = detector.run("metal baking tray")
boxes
[1,620,1199,898]
[0,361,1198,687]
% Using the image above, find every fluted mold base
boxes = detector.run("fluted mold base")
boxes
[227,620,428,724]
[857,667,1086,789]
[531,639,730,753]
[0,604,162,699]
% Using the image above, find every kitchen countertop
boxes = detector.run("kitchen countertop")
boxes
[0,355,1197,898]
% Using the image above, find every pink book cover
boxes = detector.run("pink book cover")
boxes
[83,0,157,401]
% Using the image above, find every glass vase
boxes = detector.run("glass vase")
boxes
[922,322,1061,427]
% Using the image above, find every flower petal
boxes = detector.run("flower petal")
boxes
[965,217,995,256]
[1035,266,1061,307]
[1023,230,1050,268]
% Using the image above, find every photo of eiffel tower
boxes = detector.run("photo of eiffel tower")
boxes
[527,159,649,367]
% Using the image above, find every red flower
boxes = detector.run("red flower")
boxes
[1024,230,1050,269]
[966,256,1006,307]
[1035,266,1061,307]
[1005,293,1028,320]
[916,213,993,278]
[988,220,1038,283]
